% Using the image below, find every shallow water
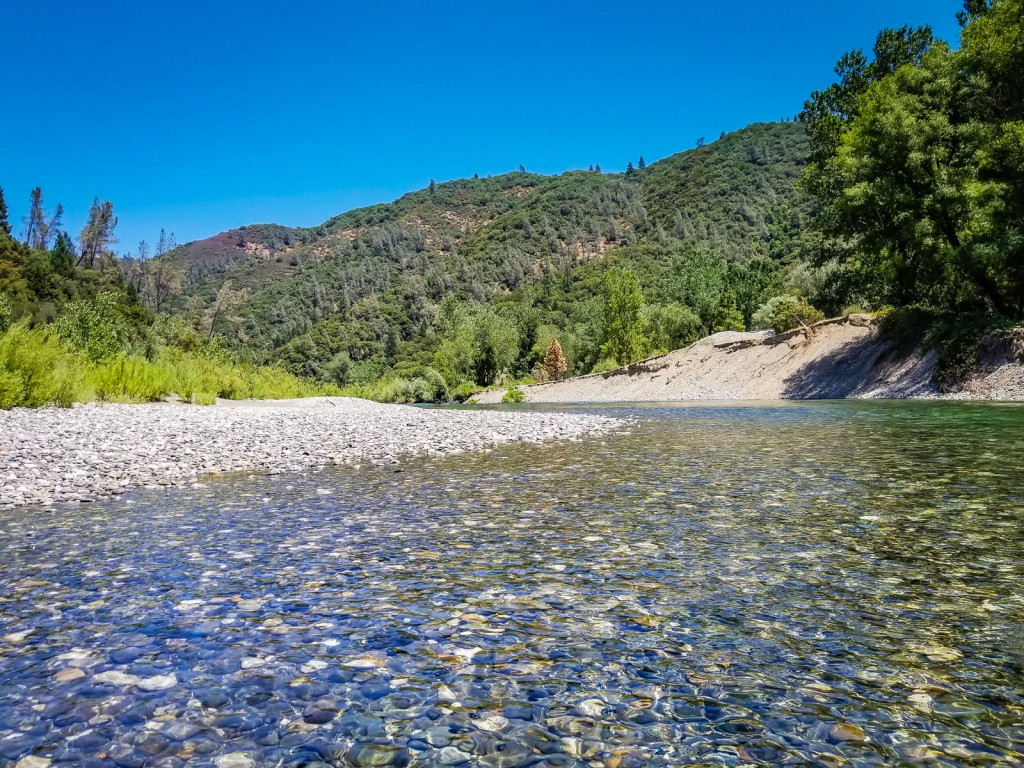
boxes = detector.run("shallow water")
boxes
[1,401,1023,767]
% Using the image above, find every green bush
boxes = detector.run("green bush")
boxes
[591,357,621,373]
[0,322,88,408]
[92,355,172,402]
[54,292,129,362]
[449,381,477,403]
[0,294,11,334]
[501,385,525,403]
[751,295,825,334]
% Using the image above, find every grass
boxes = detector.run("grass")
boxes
[0,320,341,409]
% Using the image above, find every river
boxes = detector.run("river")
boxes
[1,402,1022,766]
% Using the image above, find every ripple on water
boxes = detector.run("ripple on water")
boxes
[0,401,1023,767]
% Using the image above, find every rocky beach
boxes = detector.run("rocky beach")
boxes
[0,397,622,508]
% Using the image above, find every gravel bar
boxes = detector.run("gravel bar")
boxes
[0,397,623,507]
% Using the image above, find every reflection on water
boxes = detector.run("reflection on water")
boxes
[1,402,1023,767]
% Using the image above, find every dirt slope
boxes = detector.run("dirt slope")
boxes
[474,316,1024,403]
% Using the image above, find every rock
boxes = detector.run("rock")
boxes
[829,722,867,742]
[94,670,142,686]
[53,668,86,682]
[15,758,52,768]
[215,753,255,768]
[137,674,177,691]
[474,713,508,732]
[345,742,410,767]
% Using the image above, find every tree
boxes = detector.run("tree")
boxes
[601,268,647,365]
[638,156,646,169]
[625,161,635,176]
[751,295,826,333]
[429,179,437,195]
[78,198,118,269]
[540,338,568,381]
[696,137,706,147]
[595,163,602,173]
[518,164,526,173]
[205,280,248,338]
[21,188,63,250]
[50,232,76,276]
[799,24,935,201]
[643,303,702,350]
[473,309,518,385]
[0,187,10,238]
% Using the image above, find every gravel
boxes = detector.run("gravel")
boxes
[0,397,622,508]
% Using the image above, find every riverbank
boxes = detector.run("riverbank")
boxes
[474,316,1024,403]
[0,397,622,507]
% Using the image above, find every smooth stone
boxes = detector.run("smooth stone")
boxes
[345,742,410,767]
[829,722,867,742]
[94,671,141,686]
[303,708,336,725]
[138,674,177,691]
[215,754,255,768]
[15,759,52,768]
[54,668,86,682]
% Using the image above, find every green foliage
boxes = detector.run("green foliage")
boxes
[501,385,525,403]
[602,268,648,365]
[751,295,826,333]
[54,291,129,362]
[802,1,1024,322]
[0,293,10,334]
[0,317,338,410]
[92,355,172,402]
[643,303,702,351]
[0,322,88,408]
[153,123,813,396]
[591,357,622,373]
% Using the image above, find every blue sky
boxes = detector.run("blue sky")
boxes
[1,1,963,254]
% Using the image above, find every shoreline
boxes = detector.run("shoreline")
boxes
[473,318,1024,404]
[0,397,622,508]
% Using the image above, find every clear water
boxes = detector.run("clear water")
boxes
[1,402,1023,767]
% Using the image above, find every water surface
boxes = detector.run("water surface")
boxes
[1,402,1023,767]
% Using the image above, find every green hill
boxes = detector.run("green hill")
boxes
[147,121,812,393]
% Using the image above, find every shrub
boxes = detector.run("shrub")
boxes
[54,292,129,362]
[0,294,11,334]
[0,322,88,409]
[449,381,477,403]
[92,355,172,402]
[591,357,621,374]
[751,295,825,334]
[501,385,525,403]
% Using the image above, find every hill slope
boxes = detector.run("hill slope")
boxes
[149,122,813,389]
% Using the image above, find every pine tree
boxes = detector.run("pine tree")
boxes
[518,164,526,173]
[626,161,635,175]
[541,338,568,381]
[638,156,646,169]
[21,188,62,249]
[0,187,10,237]
[429,178,437,195]
[595,163,602,173]
[50,231,76,275]
[78,198,118,268]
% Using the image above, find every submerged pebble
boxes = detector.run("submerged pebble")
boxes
[0,403,1022,766]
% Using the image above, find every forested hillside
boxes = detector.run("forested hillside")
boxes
[4,0,1020,408]
[145,121,814,397]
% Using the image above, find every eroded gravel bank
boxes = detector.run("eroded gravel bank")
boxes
[0,397,622,507]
